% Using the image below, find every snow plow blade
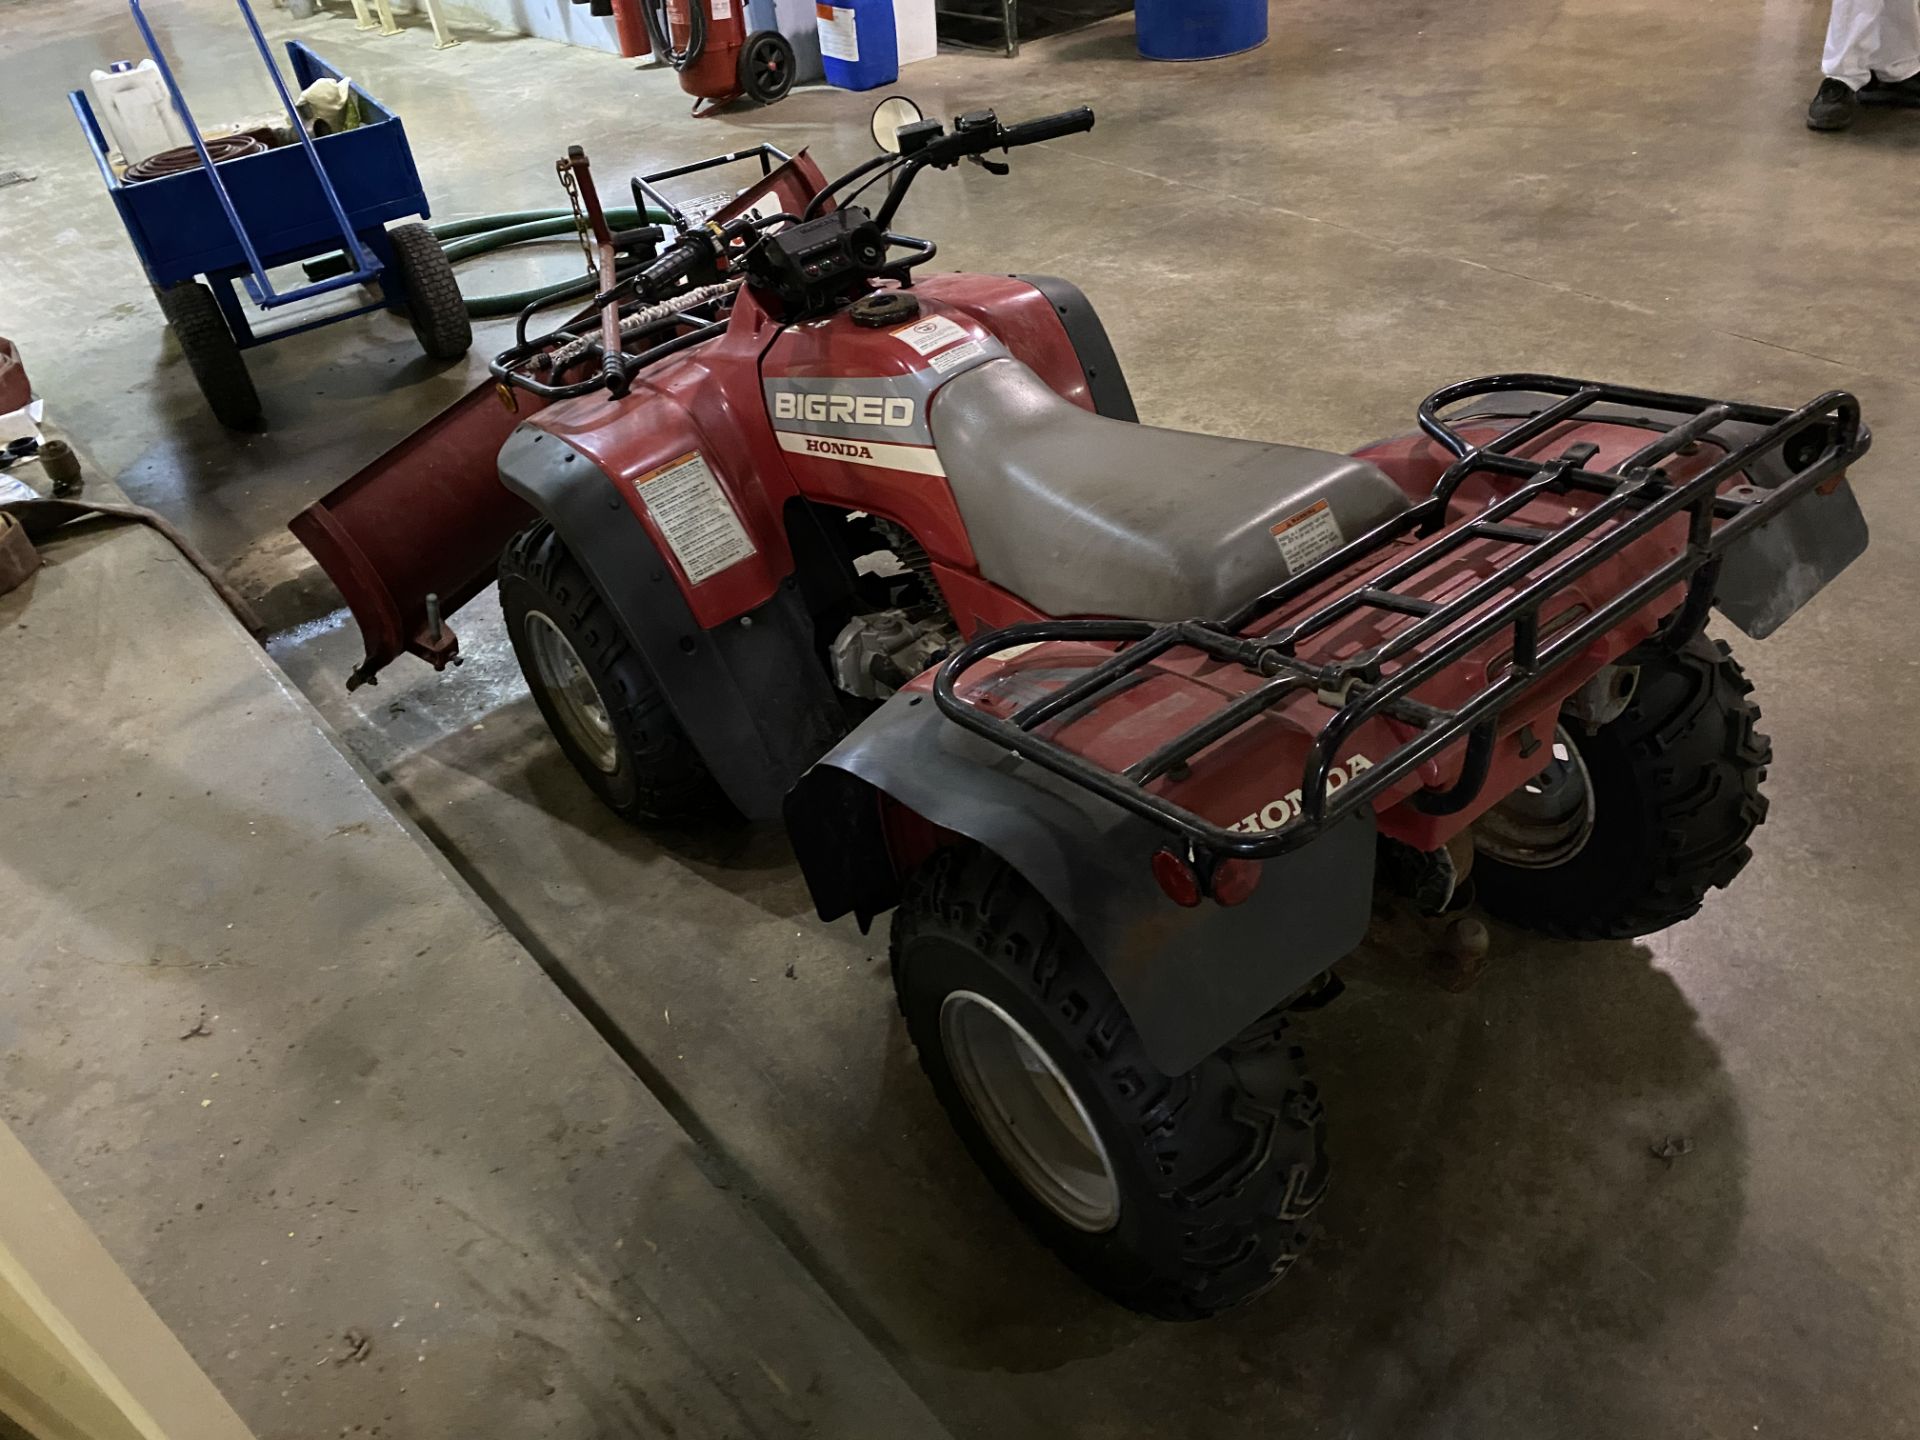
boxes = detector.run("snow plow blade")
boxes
[289,381,540,687]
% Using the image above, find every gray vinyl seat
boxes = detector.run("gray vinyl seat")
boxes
[930,359,1412,621]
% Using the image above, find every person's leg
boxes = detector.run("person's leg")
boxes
[1812,0,1877,128]
[1868,0,1920,82]
[1855,0,1920,106]
[1824,0,1881,87]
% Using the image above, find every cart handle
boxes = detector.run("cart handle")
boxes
[126,0,377,308]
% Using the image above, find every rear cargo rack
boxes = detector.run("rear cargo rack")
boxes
[933,373,1866,860]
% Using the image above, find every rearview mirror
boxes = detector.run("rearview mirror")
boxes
[870,95,925,154]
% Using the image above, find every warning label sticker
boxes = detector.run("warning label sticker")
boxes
[635,451,757,585]
[893,314,969,358]
[927,339,985,375]
[1270,499,1345,573]
[817,5,858,61]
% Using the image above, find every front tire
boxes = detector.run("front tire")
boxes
[1474,635,1770,940]
[891,846,1328,1320]
[499,521,725,823]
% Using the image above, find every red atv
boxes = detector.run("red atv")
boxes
[295,100,1871,1319]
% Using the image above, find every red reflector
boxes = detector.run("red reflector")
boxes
[1151,848,1202,907]
[1210,857,1261,908]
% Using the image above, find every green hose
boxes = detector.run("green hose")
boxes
[439,209,648,259]
[436,207,671,318]
[429,209,582,241]
[300,205,675,318]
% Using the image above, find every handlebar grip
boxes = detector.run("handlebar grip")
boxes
[639,234,710,291]
[1001,106,1096,147]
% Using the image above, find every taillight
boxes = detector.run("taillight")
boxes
[1150,849,1261,907]
[1210,857,1261,907]
[1151,849,1202,907]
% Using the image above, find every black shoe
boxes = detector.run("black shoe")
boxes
[1862,71,1920,105]
[1808,77,1859,130]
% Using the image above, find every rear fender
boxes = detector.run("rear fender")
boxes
[501,423,844,820]
[785,689,1376,1075]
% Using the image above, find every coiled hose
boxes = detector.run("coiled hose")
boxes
[123,134,266,182]
[301,205,675,319]
[638,0,704,69]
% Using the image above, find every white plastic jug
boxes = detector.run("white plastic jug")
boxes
[89,60,192,169]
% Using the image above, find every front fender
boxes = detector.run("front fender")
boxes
[500,424,845,820]
[785,690,1376,1074]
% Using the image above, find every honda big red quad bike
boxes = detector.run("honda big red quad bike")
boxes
[294,99,1872,1318]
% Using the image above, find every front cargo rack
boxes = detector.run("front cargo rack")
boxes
[488,144,798,403]
[933,373,1866,861]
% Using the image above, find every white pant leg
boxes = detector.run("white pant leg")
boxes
[1825,0,1920,85]
[1875,0,1920,79]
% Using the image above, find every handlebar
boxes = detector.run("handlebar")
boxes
[497,104,1095,401]
[917,105,1096,168]
[630,206,762,297]
[868,104,1095,230]
[637,240,706,293]
[1000,106,1096,148]
[637,233,712,293]
[803,103,1097,222]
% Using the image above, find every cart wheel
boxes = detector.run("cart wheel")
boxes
[739,31,796,105]
[155,280,261,430]
[386,222,472,361]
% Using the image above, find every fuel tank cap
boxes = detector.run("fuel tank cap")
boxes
[850,290,921,327]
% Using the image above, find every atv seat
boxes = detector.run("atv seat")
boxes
[930,358,1411,621]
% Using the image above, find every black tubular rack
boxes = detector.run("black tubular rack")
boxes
[933,374,1866,861]
[489,146,794,403]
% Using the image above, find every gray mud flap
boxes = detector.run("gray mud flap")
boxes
[1451,393,1871,639]
[786,690,1376,1075]
[1714,479,1869,638]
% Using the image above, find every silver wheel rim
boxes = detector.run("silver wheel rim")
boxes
[939,990,1120,1233]
[1475,725,1595,868]
[524,612,620,774]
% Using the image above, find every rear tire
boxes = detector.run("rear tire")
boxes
[155,280,261,430]
[891,846,1328,1320]
[1474,635,1770,939]
[387,221,472,361]
[499,521,725,823]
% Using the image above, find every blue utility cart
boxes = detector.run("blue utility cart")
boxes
[71,0,470,428]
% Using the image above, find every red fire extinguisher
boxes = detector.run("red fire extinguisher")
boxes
[642,0,797,113]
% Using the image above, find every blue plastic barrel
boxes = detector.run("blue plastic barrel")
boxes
[818,0,900,91]
[1136,0,1268,61]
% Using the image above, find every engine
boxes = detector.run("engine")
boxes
[828,516,957,700]
[830,608,955,700]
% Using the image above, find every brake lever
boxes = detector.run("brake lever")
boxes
[967,154,1010,176]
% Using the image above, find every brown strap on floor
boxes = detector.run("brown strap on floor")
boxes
[0,510,39,595]
[0,497,263,633]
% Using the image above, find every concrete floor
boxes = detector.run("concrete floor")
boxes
[0,460,949,1438]
[6,0,1920,1435]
